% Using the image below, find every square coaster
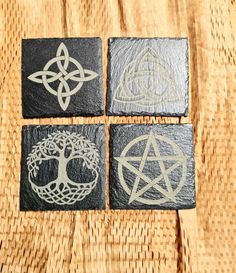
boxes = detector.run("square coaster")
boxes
[107,38,189,116]
[20,125,105,211]
[22,38,104,118]
[109,124,195,210]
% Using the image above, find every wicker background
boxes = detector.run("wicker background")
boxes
[0,0,235,272]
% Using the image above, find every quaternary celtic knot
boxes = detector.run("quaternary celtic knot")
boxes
[27,131,99,205]
[115,131,187,205]
[28,43,98,111]
[114,47,181,106]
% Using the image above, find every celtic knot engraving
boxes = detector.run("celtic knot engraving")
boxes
[27,131,99,205]
[114,47,181,106]
[28,43,98,111]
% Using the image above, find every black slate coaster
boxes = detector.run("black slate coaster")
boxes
[22,38,104,118]
[20,125,106,211]
[109,124,195,210]
[106,38,189,116]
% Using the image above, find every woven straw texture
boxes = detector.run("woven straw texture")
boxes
[0,0,235,272]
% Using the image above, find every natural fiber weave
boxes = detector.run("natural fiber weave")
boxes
[0,0,235,272]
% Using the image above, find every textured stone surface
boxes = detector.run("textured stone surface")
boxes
[22,38,104,118]
[20,125,105,211]
[109,124,195,209]
[107,38,189,116]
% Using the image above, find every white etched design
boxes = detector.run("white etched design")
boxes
[27,131,99,205]
[114,47,180,106]
[115,131,187,205]
[28,43,98,111]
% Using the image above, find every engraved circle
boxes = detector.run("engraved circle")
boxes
[26,131,100,205]
[117,133,187,205]
[114,47,180,107]
[41,55,85,97]
[28,43,98,111]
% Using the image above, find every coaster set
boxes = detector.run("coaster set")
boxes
[20,37,195,211]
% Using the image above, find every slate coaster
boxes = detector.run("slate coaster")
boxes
[20,125,106,211]
[109,124,195,210]
[106,38,189,116]
[22,38,104,118]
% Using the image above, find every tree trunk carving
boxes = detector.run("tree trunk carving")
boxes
[27,131,99,205]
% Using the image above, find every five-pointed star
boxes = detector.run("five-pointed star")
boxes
[115,131,187,204]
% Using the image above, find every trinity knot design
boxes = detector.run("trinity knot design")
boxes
[115,131,187,205]
[114,47,180,106]
[27,131,99,205]
[28,43,98,111]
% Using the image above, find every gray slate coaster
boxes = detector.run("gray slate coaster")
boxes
[109,124,195,210]
[20,125,106,211]
[107,38,189,116]
[22,38,104,118]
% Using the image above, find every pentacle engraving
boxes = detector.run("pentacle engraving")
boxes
[26,131,99,205]
[28,43,98,111]
[115,131,187,205]
[114,47,181,106]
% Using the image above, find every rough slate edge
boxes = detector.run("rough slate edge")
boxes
[108,123,196,210]
[21,37,104,119]
[1,2,234,272]
[106,37,189,117]
[20,124,106,211]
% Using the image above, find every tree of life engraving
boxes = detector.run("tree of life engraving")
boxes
[114,47,181,106]
[115,131,187,205]
[27,131,99,205]
[28,43,98,111]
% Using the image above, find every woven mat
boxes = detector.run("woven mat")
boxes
[0,1,235,272]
